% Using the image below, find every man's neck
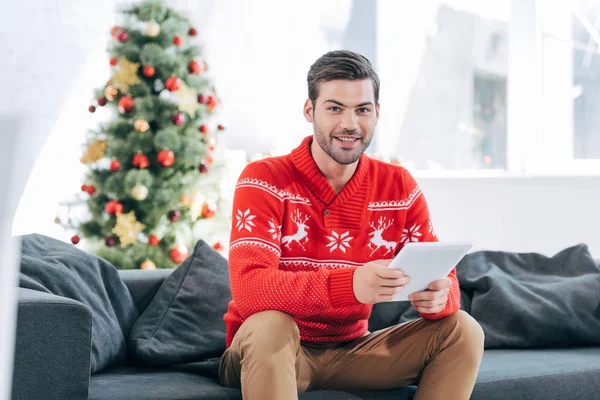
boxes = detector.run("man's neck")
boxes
[310,139,359,194]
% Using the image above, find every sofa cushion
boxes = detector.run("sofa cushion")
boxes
[472,347,600,400]
[89,366,414,400]
[18,233,138,373]
[128,240,232,366]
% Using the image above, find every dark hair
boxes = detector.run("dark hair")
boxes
[307,50,380,104]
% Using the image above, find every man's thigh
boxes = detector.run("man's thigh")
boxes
[219,333,323,392]
[318,318,444,390]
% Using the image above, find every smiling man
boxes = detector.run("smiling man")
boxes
[219,50,484,400]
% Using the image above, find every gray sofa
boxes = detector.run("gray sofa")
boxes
[12,264,600,400]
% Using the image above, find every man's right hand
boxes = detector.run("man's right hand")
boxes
[352,260,411,304]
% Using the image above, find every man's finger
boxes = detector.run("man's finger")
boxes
[411,299,444,309]
[428,278,452,291]
[408,290,439,302]
[374,266,405,279]
[380,276,410,287]
[372,259,393,267]
[414,305,444,314]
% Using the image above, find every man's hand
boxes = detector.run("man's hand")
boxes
[408,278,452,314]
[353,260,411,304]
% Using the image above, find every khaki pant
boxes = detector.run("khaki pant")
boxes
[219,310,484,400]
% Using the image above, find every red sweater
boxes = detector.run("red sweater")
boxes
[224,136,460,346]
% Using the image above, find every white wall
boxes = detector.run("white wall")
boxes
[420,176,600,257]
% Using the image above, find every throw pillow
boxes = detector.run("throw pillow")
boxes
[19,233,139,373]
[457,244,600,348]
[128,240,232,366]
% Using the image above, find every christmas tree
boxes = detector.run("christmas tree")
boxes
[57,0,229,269]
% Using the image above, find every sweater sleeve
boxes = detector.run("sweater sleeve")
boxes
[228,161,360,320]
[401,169,460,320]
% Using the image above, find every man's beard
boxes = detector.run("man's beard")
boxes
[313,123,372,165]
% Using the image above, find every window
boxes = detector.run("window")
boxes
[376,0,600,175]
[572,1,600,159]
[375,1,510,172]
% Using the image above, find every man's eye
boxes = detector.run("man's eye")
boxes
[358,108,371,114]
[328,107,341,112]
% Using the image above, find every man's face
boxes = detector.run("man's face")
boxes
[304,79,380,165]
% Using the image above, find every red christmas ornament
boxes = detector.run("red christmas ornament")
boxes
[188,28,198,36]
[212,241,224,252]
[110,56,118,66]
[117,31,129,43]
[201,202,217,219]
[157,150,175,167]
[105,200,124,215]
[110,159,121,171]
[172,35,183,46]
[165,76,181,92]
[172,113,185,126]
[143,66,155,77]
[88,105,96,113]
[118,96,135,113]
[199,125,208,135]
[97,97,107,107]
[170,245,189,264]
[207,96,218,111]
[148,235,160,246]
[198,161,209,174]
[105,237,116,247]
[188,60,204,75]
[81,184,96,195]
[197,94,207,104]
[205,154,214,165]
[168,210,181,222]
[132,153,150,169]
[71,235,80,245]
[218,124,226,131]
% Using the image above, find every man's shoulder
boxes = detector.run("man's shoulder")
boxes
[237,154,298,192]
[366,156,409,180]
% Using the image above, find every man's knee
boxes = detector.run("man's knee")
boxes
[442,310,485,353]
[237,310,300,352]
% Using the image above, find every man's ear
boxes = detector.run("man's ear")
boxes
[303,99,314,123]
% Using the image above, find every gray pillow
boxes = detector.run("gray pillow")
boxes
[128,240,232,366]
[19,233,139,373]
[457,244,600,348]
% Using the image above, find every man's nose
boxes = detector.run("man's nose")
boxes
[339,110,359,132]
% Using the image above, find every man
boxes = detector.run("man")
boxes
[219,50,484,399]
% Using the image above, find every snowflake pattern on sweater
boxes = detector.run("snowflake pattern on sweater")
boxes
[223,136,459,347]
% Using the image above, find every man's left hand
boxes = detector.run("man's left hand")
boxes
[408,278,452,314]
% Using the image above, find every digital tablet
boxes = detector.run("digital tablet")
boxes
[388,242,472,301]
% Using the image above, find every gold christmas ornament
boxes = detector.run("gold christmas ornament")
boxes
[145,20,161,37]
[140,259,157,270]
[189,189,205,221]
[134,119,150,133]
[80,139,108,164]
[173,82,199,117]
[131,184,149,201]
[179,192,193,206]
[111,57,141,92]
[104,85,118,101]
[111,211,145,247]
[54,217,61,224]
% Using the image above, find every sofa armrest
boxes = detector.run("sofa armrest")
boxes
[12,288,91,400]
